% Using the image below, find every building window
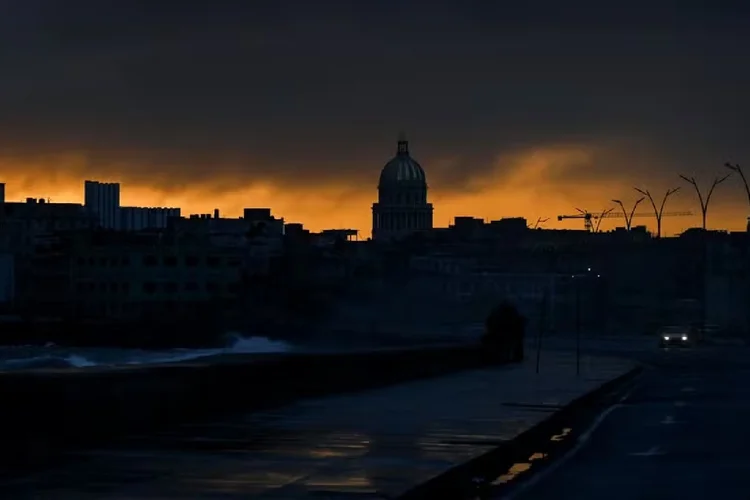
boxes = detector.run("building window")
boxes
[143,282,156,294]
[206,282,219,292]
[185,282,199,291]
[165,282,178,293]
[207,256,220,268]
[185,256,199,267]
[122,257,130,266]
[77,258,86,266]
[143,255,158,266]
[164,256,177,267]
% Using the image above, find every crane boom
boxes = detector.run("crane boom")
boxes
[557,210,693,231]
[600,211,692,219]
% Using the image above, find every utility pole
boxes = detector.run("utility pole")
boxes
[612,198,645,231]
[679,174,731,230]
[634,187,681,239]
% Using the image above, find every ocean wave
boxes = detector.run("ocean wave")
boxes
[0,334,292,371]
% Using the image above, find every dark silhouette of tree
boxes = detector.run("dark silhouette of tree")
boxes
[482,301,526,362]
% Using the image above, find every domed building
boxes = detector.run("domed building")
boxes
[371,135,434,241]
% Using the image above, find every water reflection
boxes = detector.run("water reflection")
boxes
[417,418,536,464]
[493,462,532,484]
[491,452,548,485]
[264,431,371,459]
[305,474,376,493]
[490,427,573,487]
[182,431,373,494]
[191,471,308,494]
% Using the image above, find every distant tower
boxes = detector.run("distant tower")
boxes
[371,135,434,240]
[84,180,121,229]
[0,183,5,204]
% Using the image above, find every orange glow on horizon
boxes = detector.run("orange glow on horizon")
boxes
[1,147,748,238]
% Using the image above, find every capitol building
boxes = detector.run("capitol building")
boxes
[371,136,434,241]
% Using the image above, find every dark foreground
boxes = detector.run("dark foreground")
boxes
[0,350,631,498]
[509,345,750,499]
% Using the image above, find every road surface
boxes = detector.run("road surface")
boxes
[511,345,750,499]
[0,352,631,499]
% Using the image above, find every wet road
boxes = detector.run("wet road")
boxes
[511,345,750,499]
[0,352,631,499]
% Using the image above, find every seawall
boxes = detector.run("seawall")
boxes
[0,344,494,475]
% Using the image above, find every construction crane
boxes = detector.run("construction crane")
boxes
[557,208,693,232]
[557,208,612,232]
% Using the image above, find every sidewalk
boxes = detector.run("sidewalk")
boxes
[3,352,633,499]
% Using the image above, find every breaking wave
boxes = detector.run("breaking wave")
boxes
[0,334,292,371]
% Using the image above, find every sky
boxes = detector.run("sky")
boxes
[2,1,750,236]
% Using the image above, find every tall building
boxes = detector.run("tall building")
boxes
[84,180,120,229]
[371,135,433,241]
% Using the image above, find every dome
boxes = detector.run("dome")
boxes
[379,138,426,186]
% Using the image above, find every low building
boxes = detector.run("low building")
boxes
[169,208,285,275]
[0,198,98,252]
[120,206,181,231]
[25,231,247,321]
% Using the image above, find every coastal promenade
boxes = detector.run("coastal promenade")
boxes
[2,351,633,499]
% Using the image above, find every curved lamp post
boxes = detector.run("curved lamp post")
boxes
[612,198,645,231]
[679,174,731,230]
[634,187,681,238]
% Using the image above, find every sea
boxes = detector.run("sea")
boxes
[0,334,293,371]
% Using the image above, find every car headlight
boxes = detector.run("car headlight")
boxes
[682,336,688,341]
[663,336,669,341]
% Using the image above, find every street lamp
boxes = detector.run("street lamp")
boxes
[634,187,681,239]
[570,268,600,376]
[679,172,731,343]
[535,288,549,375]
[725,162,750,230]
[679,173,731,230]
[612,198,645,231]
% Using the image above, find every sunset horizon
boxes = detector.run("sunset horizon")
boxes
[2,138,748,238]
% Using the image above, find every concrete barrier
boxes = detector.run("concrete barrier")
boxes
[0,344,495,476]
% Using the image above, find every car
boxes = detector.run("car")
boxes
[658,326,694,348]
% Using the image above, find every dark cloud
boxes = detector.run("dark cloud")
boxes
[1,1,750,194]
